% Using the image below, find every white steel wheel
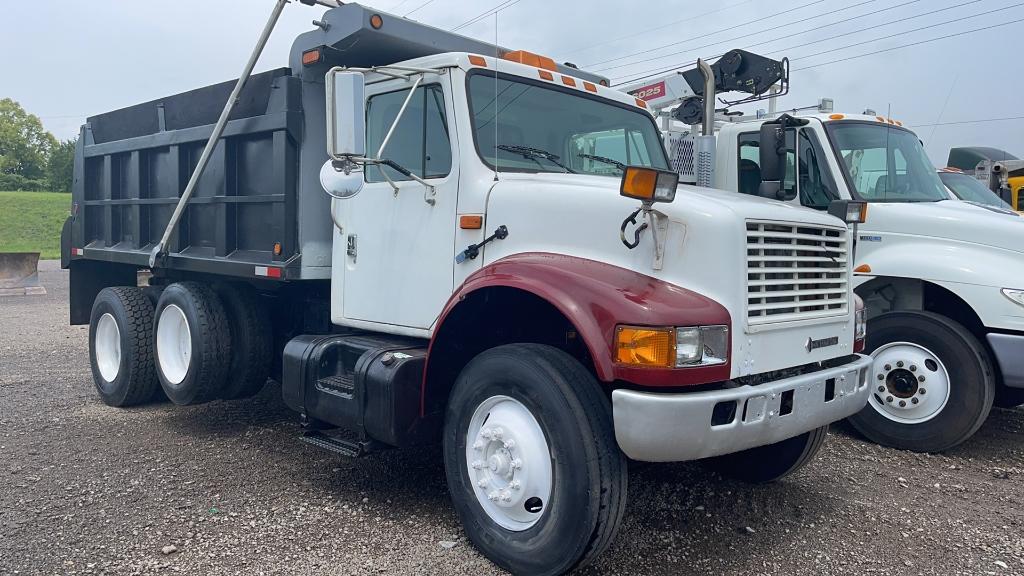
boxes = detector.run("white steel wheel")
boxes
[465,395,552,531]
[94,313,122,383]
[868,341,951,424]
[156,304,192,385]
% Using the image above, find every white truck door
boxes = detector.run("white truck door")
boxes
[334,74,459,332]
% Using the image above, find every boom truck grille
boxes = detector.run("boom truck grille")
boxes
[745,221,849,326]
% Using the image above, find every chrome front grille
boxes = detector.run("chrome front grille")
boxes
[746,221,849,326]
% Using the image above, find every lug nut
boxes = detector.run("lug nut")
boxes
[886,396,894,403]
[511,458,523,470]
[897,361,904,368]
[472,440,484,451]
[488,491,499,502]
[510,480,521,490]
[919,388,926,395]
[884,364,892,371]
[481,428,492,439]
[918,375,926,382]
[503,439,516,449]
[877,374,885,381]
[910,365,917,372]
[898,400,906,407]
[501,491,512,503]
[911,398,919,405]
[477,479,488,488]
[877,385,885,393]
[471,460,484,470]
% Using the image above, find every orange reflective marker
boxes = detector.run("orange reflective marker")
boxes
[459,215,483,229]
[468,55,487,67]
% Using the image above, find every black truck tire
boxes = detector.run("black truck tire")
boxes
[848,311,994,453]
[88,287,159,407]
[153,282,231,406]
[704,426,828,483]
[443,344,627,576]
[214,283,272,400]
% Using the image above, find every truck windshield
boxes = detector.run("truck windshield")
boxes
[826,122,949,203]
[938,171,1012,209]
[467,73,669,176]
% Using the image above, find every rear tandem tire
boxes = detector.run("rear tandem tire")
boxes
[213,283,272,400]
[704,426,829,483]
[443,344,627,576]
[153,282,231,406]
[88,287,159,407]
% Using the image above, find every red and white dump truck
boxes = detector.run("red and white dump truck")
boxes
[62,4,871,573]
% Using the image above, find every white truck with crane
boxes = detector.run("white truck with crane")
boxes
[626,50,1024,453]
[61,5,871,574]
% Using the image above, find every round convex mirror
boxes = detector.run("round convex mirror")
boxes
[320,160,365,199]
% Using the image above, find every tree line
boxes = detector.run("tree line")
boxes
[0,98,75,193]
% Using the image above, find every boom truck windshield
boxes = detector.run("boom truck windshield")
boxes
[626,48,1024,455]
[63,7,872,575]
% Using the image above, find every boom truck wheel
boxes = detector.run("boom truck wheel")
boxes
[705,426,829,483]
[88,287,160,407]
[153,282,231,406]
[443,344,627,576]
[213,283,272,400]
[848,311,994,452]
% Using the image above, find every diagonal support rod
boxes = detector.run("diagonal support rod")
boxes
[150,0,341,267]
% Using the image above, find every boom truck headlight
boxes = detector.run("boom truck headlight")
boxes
[854,294,867,353]
[615,325,729,368]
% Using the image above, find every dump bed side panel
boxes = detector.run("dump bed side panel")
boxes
[70,68,321,281]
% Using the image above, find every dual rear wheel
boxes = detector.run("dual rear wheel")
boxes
[88,281,271,407]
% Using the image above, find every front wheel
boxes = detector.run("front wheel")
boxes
[443,344,627,576]
[705,426,828,483]
[847,311,994,452]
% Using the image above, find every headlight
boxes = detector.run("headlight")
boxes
[676,325,729,367]
[614,325,729,368]
[854,294,867,341]
[1001,288,1024,308]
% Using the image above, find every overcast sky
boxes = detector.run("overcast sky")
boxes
[1,0,1021,164]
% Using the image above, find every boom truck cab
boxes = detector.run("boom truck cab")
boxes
[626,50,1024,454]
[62,5,871,574]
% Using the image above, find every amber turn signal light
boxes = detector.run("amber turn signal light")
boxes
[615,326,675,368]
[620,167,679,203]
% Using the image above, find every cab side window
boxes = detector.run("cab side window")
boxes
[365,84,452,183]
[737,133,761,196]
[795,130,837,209]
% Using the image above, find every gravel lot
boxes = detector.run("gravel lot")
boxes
[2,262,1023,575]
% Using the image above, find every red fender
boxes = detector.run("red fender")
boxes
[427,252,731,394]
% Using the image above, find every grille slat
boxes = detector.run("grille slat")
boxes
[746,221,849,326]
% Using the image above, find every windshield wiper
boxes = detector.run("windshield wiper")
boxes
[497,144,576,174]
[578,153,626,172]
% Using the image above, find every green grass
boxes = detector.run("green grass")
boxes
[0,191,71,260]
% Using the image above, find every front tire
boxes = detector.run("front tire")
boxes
[443,344,627,576]
[848,311,994,452]
[705,426,828,483]
[88,287,159,407]
[153,282,230,406]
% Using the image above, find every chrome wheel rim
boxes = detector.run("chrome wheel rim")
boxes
[156,304,191,385]
[868,341,950,424]
[465,395,552,531]
[94,313,121,383]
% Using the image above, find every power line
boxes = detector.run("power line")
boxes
[598,0,892,73]
[792,15,1024,71]
[403,0,438,17]
[583,0,827,68]
[450,0,524,32]
[908,115,1024,128]
[610,0,1002,86]
[558,0,755,58]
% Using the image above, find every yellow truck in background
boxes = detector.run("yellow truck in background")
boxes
[946,147,1024,210]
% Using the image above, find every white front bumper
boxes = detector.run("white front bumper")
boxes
[611,354,873,462]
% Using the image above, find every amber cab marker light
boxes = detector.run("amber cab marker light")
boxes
[503,50,558,71]
[370,14,384,29]
[468,55,487,67]
[620,166,679,203]
[583,81,597,93]
[829,113,845,120]
[459,215,483,230]
[615,326,675,368]
[538,70,554,81]
[301,49,321,66]
[562,76,577,87]
[854,264,872,274]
